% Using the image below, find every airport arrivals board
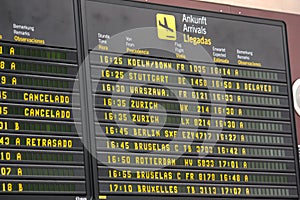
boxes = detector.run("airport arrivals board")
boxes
[0,0,299,200]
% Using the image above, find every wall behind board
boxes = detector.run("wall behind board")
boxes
[198,0,300,15]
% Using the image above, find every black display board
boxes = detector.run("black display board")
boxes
[0,0,89,200]
[0,0,299,200]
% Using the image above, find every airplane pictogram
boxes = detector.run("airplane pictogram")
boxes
[156,13,177,41]
[159,17,175,34]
